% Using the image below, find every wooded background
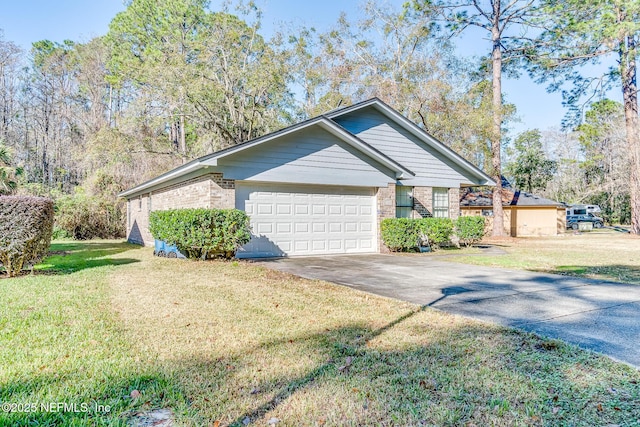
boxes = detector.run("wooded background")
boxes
[0,0,637,237]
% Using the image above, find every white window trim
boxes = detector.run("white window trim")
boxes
[432,188,449,218]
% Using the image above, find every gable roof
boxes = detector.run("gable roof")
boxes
[119,114,413,198]
[119,98,495,198]
[326,98,495,186]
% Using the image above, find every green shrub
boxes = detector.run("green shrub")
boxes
[55,194,125,240]
[52,226,72,240]
[149,208,251,259]
[0,196,54,277]
[380,218,420,252]
[417,217,454,249]
[455,216,486,247]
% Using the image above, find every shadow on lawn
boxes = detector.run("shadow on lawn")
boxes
[228,310,428,426]
[165,309,640,426]
[34,240,141,274]
[4,309,640,425]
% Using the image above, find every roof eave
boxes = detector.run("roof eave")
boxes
[118,113,414,198]
[117,161,203,198]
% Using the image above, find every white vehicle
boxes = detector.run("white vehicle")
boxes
[566,204,601,216]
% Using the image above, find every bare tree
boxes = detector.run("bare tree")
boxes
[0,32,22,145]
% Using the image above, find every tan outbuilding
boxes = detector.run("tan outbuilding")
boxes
[460,186,566,237]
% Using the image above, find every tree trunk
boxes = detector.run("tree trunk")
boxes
[180,113,186,164]
[107,84,113,127]
[491,1,506,237]
[620,35,640,235]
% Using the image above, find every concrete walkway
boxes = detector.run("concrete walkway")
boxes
[261,253,640,368]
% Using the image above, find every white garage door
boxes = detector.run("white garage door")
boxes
[235,183,376,258]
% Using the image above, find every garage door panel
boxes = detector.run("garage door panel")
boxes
[312,223,326,233]
[294,204,308,215]
[295,223,309,233]
[345,222,358,232]
[236,183,376,258]
[276,223,291,233]
[257,223,273,234]
[329,240,343,250]
[257,204,273,214]
[312,240,326,251]
[312,205,326,215]
[295,241,309,251]
[279,241,292,251]
[276,204,291,215]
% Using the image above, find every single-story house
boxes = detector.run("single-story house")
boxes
[119,98,494,258]
[460,184,566,237]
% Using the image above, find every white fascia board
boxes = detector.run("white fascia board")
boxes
[212,116,413,179]
[325,98,379,118]
[118,161,203,198]
[118,118,327,198]
[212,117,326,162]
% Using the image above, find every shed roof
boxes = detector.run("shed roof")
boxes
[460,185,564,208]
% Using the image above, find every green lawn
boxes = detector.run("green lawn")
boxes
[1,240,640,426]
[445,230,640,285]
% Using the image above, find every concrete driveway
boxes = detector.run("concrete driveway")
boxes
[261,254,640,368]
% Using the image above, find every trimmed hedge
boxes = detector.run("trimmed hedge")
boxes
[455,216,486,247]
[380,218,420,252]
[381,216,485,252]
[0,196,54,277]
[417,217,454,249]
[149,208,251,259]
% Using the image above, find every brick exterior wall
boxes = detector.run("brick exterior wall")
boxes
[405,186,459,220]
[412,186,433,218]
[126,173,235,245]
[448,187,460,220]
[127,176,461,253]
[210,174,235,209]
[376,185,461,252]
[127,195,151,245]
[376,184,396,253]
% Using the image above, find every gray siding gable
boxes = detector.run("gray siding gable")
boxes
[217,126,396,187]
[119,98,491,199]
[332,106,483,188]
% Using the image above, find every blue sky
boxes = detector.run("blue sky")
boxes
[0,0,616,136]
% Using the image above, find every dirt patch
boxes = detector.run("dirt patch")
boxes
[129,408,174,427]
